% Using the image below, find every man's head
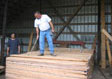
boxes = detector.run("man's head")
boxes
[11,33,16,39]
[34,11,41,19]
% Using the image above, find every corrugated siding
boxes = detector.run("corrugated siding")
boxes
[6,0,111,52]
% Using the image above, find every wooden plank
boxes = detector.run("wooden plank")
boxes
[101,0,106,69]
[42,4,97,9]
[54,0,89,40]
[6,67,87,78]
[106,39,112,67]
[6,48,94,79]
[1,0,8,65]
[46,0,81,41]
[0,66,5,73]
[50,13,111,17]
[6,63,87,75]
[97,0,101,65]
[102,29,112,41]
[27,31,34,52]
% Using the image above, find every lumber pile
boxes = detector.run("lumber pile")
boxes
[6,48,94,79]
[0,66,5,73]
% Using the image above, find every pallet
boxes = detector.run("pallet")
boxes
[6,48,94,79]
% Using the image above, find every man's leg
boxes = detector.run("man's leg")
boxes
[46,30,54,54]
[39,31,45,55]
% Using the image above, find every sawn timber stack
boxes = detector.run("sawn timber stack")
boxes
[6,48,94,79]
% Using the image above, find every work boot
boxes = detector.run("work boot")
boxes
[50,54,56,56]
[38,54,44,56]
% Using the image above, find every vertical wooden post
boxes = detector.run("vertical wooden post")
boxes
[1,0,8,65]
[28,31,34,52]
[2,0,8,36]
[97,0,101,65]
[101,0,106,68]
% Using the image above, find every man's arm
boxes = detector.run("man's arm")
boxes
[36,27,39,40]
[18,45,20,54]
[49,21,55,33]
[7,40,10,56]
[7,47,10,56]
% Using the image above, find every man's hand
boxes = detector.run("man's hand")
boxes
[7,47,9,57]
[18,46,21,54]
[51,29,55,33]
[37,35,39,40]
[49,21,55,33]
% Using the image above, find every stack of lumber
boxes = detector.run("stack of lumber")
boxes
[6,48,94,79]
[0,66,5,73]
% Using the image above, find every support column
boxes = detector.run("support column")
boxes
[97,0,101,65]
[101,0,106,68]
[1,0,8,65]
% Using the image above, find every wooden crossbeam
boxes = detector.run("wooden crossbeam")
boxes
[54,0,88,40]
[46,0,81,41]
[106,39,112,67]
[102,29,112,41]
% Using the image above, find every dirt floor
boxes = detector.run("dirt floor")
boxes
[92,67,112,79]
[0,67,112,79]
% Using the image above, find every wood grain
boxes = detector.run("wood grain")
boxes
[6,48,94,79]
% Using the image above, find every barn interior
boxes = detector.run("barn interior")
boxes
[0,0,112,79]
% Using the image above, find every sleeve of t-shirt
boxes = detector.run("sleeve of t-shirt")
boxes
[46,15,51,22]
[34,20,38,28]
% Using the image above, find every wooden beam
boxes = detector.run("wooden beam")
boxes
[53,23,111,25]
[106,39,112,67]
[2,0,8,34]
[42,4,97,9]
[46,0,82,41]
[102,29,112,41]
[0,66,5,73]
[2,0,8,35]
[1,0,8,65]
[27,31,34,52]
[54,0,88,40]
[50,13,111,17]
[101,0,106,68]
[97,0,101,65]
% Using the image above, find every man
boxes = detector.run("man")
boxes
[7,33,20,56]
[34,11,56,56]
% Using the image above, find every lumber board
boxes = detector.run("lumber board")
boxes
[102,29,112,41]
[6,63,87,75]
[0,66,5,73]
[106,39,112,67]
[27,31,33,52]
[101,0,106,69]
[6,48,94,79]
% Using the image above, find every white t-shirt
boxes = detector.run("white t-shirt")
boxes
[34,14,51,31]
